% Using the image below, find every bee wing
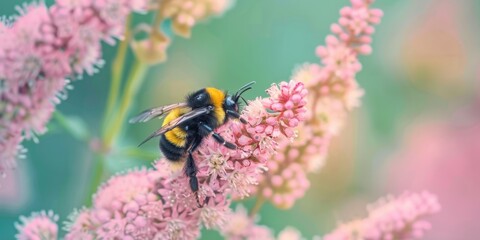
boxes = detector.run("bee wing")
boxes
[137,106,212,147]
[129,102,189,123]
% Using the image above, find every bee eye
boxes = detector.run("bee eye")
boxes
[196,93,206,101]
[226,97,235,107]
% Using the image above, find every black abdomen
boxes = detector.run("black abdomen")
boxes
[159,135,185,161]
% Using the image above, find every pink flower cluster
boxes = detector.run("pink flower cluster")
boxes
[323,191,441,240]
[0,0,148,176]
[0,0,232,178]
[15,210,58,240]
[15,80,307,239]
[63,169,183,240]
[255,0,383,209]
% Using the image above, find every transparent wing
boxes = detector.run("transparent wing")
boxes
[129,103,189,123]
[137,106,213,146]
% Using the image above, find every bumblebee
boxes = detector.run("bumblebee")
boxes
[129,82,255,207]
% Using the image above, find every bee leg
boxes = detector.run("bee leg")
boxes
[199,122,237,150]
[186,137,205,208]
[226,110,248,124]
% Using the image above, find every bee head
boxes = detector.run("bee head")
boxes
[225,82,255,123]
[225,81,255,110]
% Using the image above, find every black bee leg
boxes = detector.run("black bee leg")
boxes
[199,122,237,150]
[226,110,248,124]
[186,137,205,208]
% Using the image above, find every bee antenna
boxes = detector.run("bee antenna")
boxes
[240,96,248,106]
[233,81,256,102]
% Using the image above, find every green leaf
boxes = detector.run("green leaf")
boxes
[53,111,90,141]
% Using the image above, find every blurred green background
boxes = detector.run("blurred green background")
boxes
[1,0,479,239]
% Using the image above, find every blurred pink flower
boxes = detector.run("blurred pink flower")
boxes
[159,0,233,37]
[15,210,59,240]
[220,205,274,240]
[0,0,148,178]
[255,0,383,209]
[386,105,480,239]
[277,226,304,240]
[324,191,440,240]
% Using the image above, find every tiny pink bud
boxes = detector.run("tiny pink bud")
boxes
[339,17,349,26]
[263,188,273,198]
[123,201,139,213]
[271,103,284,111]
[271,175,283,187]
[288,119,299,127]
[291,94,301,103]
[284,100,294,110]
[370,9,384,18]
[283,110,294,118]
[238,135,252,146]
[340,7,352,16]
[359,35,372,44]
[350,0,364,8]
[358,45,372,55]
[255,125,265,133]
[364,26,375,34]
[282,168,293,179]
[330,24,343,34]
[265,125,274,135]
[316,46,328,57]
[266,117,277,125]
[134,216,147,227]
[284,128,294,138]
[325,35,338,45]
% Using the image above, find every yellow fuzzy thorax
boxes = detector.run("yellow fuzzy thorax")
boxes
[205,87,226,124]
[163,108,189,147]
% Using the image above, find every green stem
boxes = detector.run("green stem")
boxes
[121,147,158,161]
[103,60,148,148]
[102,15,132,135]
[249,196,266,217]
[84,154,105,206]
[53,111,89,141]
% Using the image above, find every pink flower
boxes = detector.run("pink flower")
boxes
[255,0,383,209]
[220,205,274,240]
[64,208,95,240]
[386,104,480,239]
[277,226,304,240]
[0,0,138,178]
[323,191,441,240]
[65,168,168,239]
[159,0,233,37]
[15,210,59,240]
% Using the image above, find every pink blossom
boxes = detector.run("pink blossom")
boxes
[0,0,140,178]
[220,205,274,240]
[64,208,95,240]
[15,210,59,240]
[277,226,304,240]
[254,0,383,209]
[0,0,232,178]
[65,169,170,239]
[159,0,233,37]
[323,191,441,240]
